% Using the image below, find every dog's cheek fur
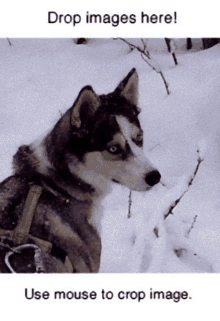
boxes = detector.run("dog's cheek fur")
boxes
[69,151,111,195]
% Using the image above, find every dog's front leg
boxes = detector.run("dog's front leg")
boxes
[47,214,99,273]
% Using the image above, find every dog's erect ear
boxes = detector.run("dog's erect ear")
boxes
[71,86,100,129]
[115,68,138,106]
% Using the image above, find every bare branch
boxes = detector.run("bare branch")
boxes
[159,71,170,95]
[187,215,198,235]
[128,191,132,218]
[140,38,150,58]
[117,38,144,55]
[164,150,203,219]
[6,38,12,46]
[141,38,146,51]
[116,38,170,95]
[164,38,178,66]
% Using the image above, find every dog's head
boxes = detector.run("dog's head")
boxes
[48,68,161,192]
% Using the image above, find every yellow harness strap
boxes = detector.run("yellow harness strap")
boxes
[0,184,73,273]
[13,185,43,244]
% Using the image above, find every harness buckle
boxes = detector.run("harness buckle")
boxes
[5,244,45,273]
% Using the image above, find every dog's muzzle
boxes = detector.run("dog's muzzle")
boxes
[145,170,161,187]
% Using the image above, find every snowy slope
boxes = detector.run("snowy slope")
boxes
[0,38,220,273]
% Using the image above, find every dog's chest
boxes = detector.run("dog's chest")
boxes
[58,197,103,237]
[88,199,104,237]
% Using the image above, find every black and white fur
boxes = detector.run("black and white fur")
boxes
[0,68,161,273]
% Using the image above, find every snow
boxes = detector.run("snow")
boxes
[1,38,220,273]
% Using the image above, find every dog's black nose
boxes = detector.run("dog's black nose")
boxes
[145,170,161,186]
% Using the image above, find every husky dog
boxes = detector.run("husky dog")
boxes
[0,68,161,273]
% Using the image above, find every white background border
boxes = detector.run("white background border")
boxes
[0,0,219,37]
[0,0,219,319]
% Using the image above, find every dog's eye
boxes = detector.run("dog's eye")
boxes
[134,134,143,146]
[107,145,120,154]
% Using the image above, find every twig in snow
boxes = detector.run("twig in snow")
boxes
[164,150,203,219]
[128,191,132,218]
[187,215,197,235]
[172,53,178,66]
[153,227,159,238]
[165,38,178,65]
[116,38,170,95]
[59,110,63,117]
[6,38,12,46]
[140,38,150,58]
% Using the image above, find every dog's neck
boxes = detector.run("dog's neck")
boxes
[40,171,108,203]
[36,160,113,203]
[39,170,110,237]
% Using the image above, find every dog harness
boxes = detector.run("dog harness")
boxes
[0,184,73,273]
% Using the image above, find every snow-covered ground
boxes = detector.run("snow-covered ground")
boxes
[0,38,220,273]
